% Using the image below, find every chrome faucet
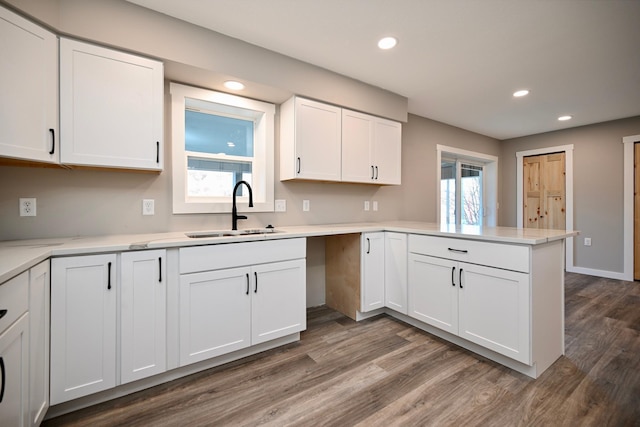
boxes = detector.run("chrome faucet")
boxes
[232,180,254,230]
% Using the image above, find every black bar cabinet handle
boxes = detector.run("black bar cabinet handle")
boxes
[156,141,160,163]
[375,166,379,180]
[366,238,371,254]
[0,357,5,403]
[49,128,55,155]
[254,272,258,293]
[107,262,112,290]
[451,266,456,287]
[0,309,7,320]
[448,248,469,254]
[246,273,250,295]
[158,257,162,282]
[371,165,375,179]
[459,268,464,289]
[297,157,301,174]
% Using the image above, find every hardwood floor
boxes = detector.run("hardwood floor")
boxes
[43,273,640,426]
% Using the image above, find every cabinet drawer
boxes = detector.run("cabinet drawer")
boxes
[0,271,29,334]
[180,238,306,274]
[408,235,529,273]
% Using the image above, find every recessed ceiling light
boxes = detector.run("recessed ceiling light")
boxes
[224,80,245,91]
[558,115,573,121]
[513,89,530,97]
[377,36,398,50]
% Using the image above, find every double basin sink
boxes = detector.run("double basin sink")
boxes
[185,228,280,239]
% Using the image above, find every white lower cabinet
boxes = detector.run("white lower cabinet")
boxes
[0,272,29,427]
[179,267,252,365]
[51,254,117,405]
[179,258,306,367]
[408,235,531,365]
[120,250,166,384]
[384,232,408,314]
[361,233,385,312]
[28,261,50,427]
[251,260,306,345]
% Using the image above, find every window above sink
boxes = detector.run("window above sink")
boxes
[171,82,275,214]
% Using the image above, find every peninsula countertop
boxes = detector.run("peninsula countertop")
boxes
[0,221,578,284]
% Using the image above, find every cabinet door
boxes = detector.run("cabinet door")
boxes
[294,98,342,181]
[342,109,373,183]
[60,38,163,170]
[179,267,251,366]
[0,314,29,427]
[251,259,306,345]
[29,261,49,427]
[385,233,407,314]
[121,250,166,384]
[361,233,385,312]
[458,263,530,364]
[0,6,58,163]
[373,118,402,185]
[50,254,117,404]
[408,254,458,335]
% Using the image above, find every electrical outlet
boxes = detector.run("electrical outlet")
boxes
[303,200,310,212]
[275,199,287,212]
[373,201,379,211]
[20,198,36,217]
[584,237,592,246]
[142,199,155,215]
[364,201,370,211]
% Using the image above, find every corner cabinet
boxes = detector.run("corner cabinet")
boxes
[280,96,402,184]
[178,239,306,367]
[59,38,163,170]
[342,109,402,185]
[280,97,342,181]
[0,5,58,164]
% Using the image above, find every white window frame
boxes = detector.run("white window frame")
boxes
[170,82,275,214]
[436,145,498,227]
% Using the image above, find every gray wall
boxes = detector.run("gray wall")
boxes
[500,116,640,274]
[0,112,500,240]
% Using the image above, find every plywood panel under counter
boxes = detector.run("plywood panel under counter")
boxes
[325,233,361,320]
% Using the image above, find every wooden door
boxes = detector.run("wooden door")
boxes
[523,152,566,229]
[635,143,640,280]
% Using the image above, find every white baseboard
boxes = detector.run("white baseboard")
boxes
[567,265,631,281]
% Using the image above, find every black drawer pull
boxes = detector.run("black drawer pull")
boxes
[448,248,468,254]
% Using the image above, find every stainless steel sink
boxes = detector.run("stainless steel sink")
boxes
[185,228,279,238]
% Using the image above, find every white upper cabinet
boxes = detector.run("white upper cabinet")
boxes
[280,97,342,181]
[342,109,402,185]
[59,38,163,170]
[282,97,402,185]
[372,117,402,185]
[0,5,58,164]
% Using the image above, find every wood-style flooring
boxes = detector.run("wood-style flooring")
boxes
[43,273,640,426]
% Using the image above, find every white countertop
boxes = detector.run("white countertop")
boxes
[0,221,577,284]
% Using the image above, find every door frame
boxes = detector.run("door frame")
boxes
[436,145,499,227]
[623,135,639,281]
[516,145,574,271]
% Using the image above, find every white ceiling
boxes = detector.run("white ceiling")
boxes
[128,0,640,139]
